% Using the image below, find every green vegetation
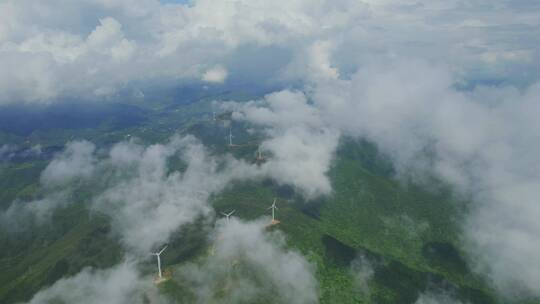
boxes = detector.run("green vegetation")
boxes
[207,158,496,303]
[0,205,122,303]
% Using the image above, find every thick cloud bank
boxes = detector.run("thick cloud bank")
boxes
[178,218,318,304]
[0,0,363,103]
[1,0,539,103]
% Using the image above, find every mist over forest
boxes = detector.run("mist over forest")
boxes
[1,1,540,303]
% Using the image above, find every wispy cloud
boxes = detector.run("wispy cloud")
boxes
[2,0,540,300]
[223,58,540,297]
[25,260,164,304]
[177,217,318,303]
[228,90,339,199]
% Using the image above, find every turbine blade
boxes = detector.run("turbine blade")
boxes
[158,245,168,255]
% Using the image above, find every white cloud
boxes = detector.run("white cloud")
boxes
[177,218,319,304]
[201,65,228,83]
[0,141,96,227]
[228,90,339,199]
[308,40,340,80]
[91,132,335,254]
[0,51,59,102]
[414,290,464,304]
[2,135,258,255]
[93,136,220,254]
[225,58,540,297]
[24,219,319,304]
[40,140,96,187]
[0,0,538,103]
[307,61,540,298]
[0,144,17,161]
[1,130,328,270]
[350,254,374,296]
[2,0,540,300]
[0,192,70,230]
[10,136,320,302]
[86,17,136,61]
[25,261,162,304]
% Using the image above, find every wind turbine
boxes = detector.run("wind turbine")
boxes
[151,245,168,279]
[228,128,234,147]
[255,146,264,161]
[221,210,235,223]
[212,111,217,121]
[267,198,278,222]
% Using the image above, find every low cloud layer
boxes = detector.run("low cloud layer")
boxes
[2,133,333,255]
[0,144,17,161]
[22,219,319,304]
[6,61,540,299]
[1,141,96,228]
[414,290,463,304]
[3,135,319,303]
[0,192,69,232]
[349,254,374,296]
[2,0,540,300]
[92,135,248,254]
[310,62,540,298]
[177,218,318,304]
[229,90,339,198]
[25,261,163,304]
[93,136,216,254]
[223,59,540,298]
[40,140,96,187]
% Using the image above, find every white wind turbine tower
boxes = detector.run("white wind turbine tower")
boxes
[221,210,235,223]
[256,146,264,161]
[213,111,217,121]
[228,128,234,147]
[151,245,168,279]
[268,198,278,222]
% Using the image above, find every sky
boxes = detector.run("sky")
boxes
[1,0,540,302]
